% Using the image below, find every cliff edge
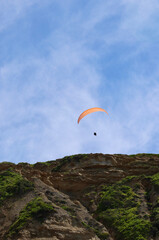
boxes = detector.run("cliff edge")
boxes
[1,153,159,240]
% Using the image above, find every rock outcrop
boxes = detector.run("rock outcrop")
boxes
[1,153,159,240]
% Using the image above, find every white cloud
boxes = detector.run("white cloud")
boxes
[0,0,159,163]
[77,0,159,47]
[0,0,53,32]
[0,39,101,163]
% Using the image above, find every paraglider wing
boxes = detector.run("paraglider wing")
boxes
[77,107,108,123]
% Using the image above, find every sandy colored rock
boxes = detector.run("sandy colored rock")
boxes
[1,153,159,239]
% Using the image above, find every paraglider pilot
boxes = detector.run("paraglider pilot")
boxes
[77,108,108,137]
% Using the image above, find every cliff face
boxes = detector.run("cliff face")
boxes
[1,153,159,240]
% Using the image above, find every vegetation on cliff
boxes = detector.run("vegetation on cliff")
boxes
[96,180,151,240]
[95,172,159,240]
[6,197,54,238]
[1,153,159,239]
[0,169,34,206]
[51,154,88,172]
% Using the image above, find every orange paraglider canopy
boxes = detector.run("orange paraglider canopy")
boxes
[77,107,108,123]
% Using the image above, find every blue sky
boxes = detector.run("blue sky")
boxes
[0,0,159,163]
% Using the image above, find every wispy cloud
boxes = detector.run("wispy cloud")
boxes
[0,41,100,163]
[0,1,37,32]
[0,1,159,163]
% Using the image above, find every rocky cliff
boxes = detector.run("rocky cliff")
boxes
[1,153,159,240]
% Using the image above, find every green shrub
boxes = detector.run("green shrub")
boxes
[150,198,159,236]
[0,169,34,205]
[151,173,159,189]
[97,181,151,240]
[98,184,138,211]
[6,197,54,238]
[81,221,109,240]
[99,208,151,240]
[61,205,76,217]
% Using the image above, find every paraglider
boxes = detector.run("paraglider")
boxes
[77,107,108,135]
[77,107,108,124]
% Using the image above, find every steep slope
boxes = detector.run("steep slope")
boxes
[1,153,159,240]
